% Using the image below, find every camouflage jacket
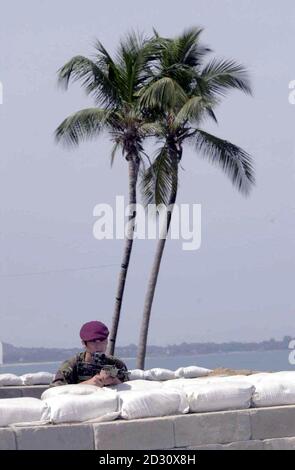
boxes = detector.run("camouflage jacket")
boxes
[50,351,129,387]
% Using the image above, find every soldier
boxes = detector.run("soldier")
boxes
[51,321,129,387]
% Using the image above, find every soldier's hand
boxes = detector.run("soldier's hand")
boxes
[96,370,114,386]
[83,375,104,387]
[97,370,122,386]
[83,372,122,387]
[107,376,122,385]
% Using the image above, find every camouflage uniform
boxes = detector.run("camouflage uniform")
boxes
[50,351,129,387]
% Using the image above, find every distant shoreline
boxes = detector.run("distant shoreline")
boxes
[0,348,291,367]
[0,361,61,367]
[2,336,292,365]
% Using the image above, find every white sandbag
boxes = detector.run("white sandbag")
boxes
[0,397,48,427]
[144,368,176,381]
[44,388,118,424]
[109,379,163,392]
[175,366,212,379]
[21,372,55,385]
[119,389,189,420]
[211,374,252,382]
[186,381,254,412]
[41,383,101,400]
[162,376,225,390]
[128,369,145,380]
[0,374,23,386]
[184,375,250,385]
[272,371,295,380]
[163,375,251,392]
[251,374,295,407]
[162,378,192,390]
[243,373,273,385]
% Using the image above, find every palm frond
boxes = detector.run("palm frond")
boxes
[140,122,164,138]
[55,108,110,146]
[175,96,204,125]
[57,55,121,107]
[94,40,116,67]
[175,27,211,67]
[141,147,178,206]
[200,58,252,97]
[192,129,255,195]
[110,141,121,167]
[204,106,218,124]
[112,32,159,103]
[138,76,187,110]
[57,56,95,89]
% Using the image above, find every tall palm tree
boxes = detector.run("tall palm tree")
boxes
[55,34,157,355]
[136,28,255,369]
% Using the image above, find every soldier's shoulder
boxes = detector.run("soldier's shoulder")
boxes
[59,353,82,370]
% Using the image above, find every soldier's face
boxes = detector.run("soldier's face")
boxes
[84,338,108,354]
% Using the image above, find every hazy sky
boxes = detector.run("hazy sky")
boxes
[0,0,294,348]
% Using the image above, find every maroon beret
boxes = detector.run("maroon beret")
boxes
[79,321,109,341]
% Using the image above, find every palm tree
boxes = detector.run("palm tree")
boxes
[55,33,157,355]
[136,28,255,369]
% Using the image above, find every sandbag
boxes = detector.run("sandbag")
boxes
[41,383,101,400]
[249,372,295,407]
[109,379,163,392]
[184,375,251,385]
[119,389,189,420]
[144,368,176,381]
[0,397,48,427]
[44,389,118,423]
[0,373,23,386]
[243,372,273,385]
[128,369,145,380]
[186,381,254,412]
[21,372,55,385]
[175,366,212,379]
[163,375,253,391]
[272,371,295,380]
[162,378,192,390]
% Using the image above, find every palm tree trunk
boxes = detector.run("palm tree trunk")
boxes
[137,154,178,369]
[108,156,139,355]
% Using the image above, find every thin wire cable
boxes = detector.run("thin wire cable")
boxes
[0,263,119,278]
